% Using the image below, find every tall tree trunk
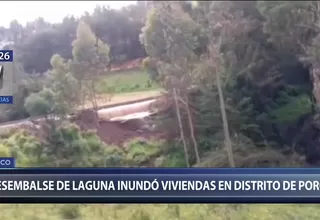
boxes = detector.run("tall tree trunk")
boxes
[216,67,235,168]
[79,81,85,110]
[88,77,100,128]
[208,34,235,167]
[173,88,190,167]
[184,95,200,164]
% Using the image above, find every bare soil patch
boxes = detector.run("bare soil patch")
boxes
[73,110,169,146]
[110,58,143,72]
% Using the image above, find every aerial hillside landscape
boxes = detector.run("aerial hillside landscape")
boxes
[1,1,320,219]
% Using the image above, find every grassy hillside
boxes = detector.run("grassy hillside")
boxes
[98,69,160,94]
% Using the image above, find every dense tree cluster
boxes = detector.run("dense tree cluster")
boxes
[0,2,147,74]
[140,1,320,166]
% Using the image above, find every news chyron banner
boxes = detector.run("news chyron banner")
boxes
[2,162,320,203]
[0,50,14,104]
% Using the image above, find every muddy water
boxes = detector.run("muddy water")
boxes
[0,98,160,134]
[98,99,157,121]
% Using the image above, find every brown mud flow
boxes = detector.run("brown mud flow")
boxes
[73,109,169,146]
[0,95,172,145]
[73,96,172,146]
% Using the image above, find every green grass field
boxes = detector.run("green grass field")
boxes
[98,69,160,94]
[1,204,320,220]
[79,69,163,108]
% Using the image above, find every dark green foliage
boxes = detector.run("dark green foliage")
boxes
[24,88,58,117]
[269,94,312,124]
[84,4,147,63]
[162,142,188,167]
[139,1,320,165]
[0,123,126,167]
[43,124,109,167]
[0,74,43,122]
[124,139,164,166]
[1,4,147,74]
